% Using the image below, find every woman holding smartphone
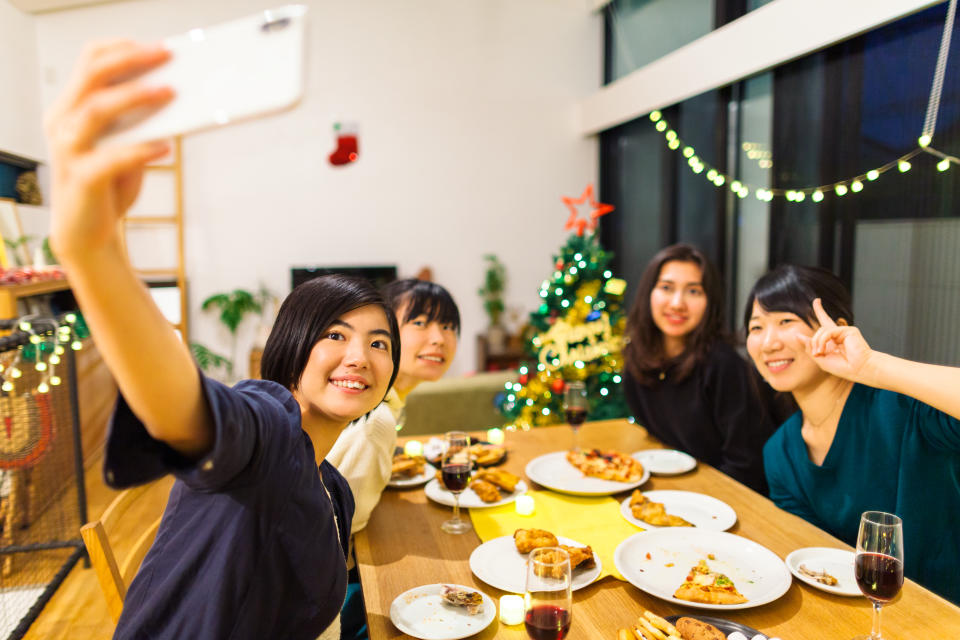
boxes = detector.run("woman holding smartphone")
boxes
[46,41,400,639]
[745,265,960,603]
[622,244,780,493]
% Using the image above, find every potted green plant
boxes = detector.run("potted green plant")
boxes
[191,289,263,381]
[478,254,507,354]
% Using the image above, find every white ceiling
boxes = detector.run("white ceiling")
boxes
[9,0,132,14]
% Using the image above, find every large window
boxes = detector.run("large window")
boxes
[600,3,960,364]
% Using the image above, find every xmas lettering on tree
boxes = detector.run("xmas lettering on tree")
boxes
[536,312,621,370]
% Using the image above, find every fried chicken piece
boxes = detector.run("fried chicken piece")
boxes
[441,585,483,615]
[513,528,559,553]
[629,490,693,527]
[470,444,506,466]
[470,479,502,503]
[474,468,520,492]
[391,454,426,477]
[533,545,595,578]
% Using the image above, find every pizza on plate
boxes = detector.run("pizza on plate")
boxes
[629,489,693,527]
[673,559,747,605]
[566,449,645,483]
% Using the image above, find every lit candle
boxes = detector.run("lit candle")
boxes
[498,595,525,625]
[486,428,505,445]
[515,494,535,516]
[403,440,423,456]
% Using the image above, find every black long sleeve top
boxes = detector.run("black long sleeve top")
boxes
[622,341,779,494]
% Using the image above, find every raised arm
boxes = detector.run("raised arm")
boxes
[47,41,212,457]
[803,298,960,420]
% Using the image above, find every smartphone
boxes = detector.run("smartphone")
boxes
[98,4,307,148]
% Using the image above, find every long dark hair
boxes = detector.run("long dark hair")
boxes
[261,274,401,394]
[624,244,726,384]
[382,279,461,334]
[743,265,854,332]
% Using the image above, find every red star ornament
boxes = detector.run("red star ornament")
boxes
[562,184,615,236]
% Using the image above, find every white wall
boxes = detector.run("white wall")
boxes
[33,0,602,377]
[0,0,44,159]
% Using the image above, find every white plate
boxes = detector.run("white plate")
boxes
[785,547,860,597]
[389,463,437,489]
[469,535,602,594]
[424,478,528,509]
[631,449,697,476]
[614,529,791,610]
[619,490,737,531]
[389,583,496,640]
[524,451,650,496]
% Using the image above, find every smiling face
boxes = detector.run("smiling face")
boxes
[293,304,395,430]
[393,302,458,395]
[649,260,708,355]
[745,300,828,393]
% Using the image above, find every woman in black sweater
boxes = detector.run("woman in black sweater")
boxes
[622,244,779,493]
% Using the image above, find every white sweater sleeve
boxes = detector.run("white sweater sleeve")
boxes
[326,403,397,533]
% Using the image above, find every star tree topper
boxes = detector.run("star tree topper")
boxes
[562,183,614,236]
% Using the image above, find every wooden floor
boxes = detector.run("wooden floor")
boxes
[22,450,172,640]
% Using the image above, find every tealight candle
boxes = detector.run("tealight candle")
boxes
[515,494,535,516]
[486,427,505,445]
[498,595,524,625]
[403,440,423,456]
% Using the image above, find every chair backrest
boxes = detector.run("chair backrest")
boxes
[80,481,168,623]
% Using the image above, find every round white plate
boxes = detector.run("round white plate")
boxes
[614,529,791,611]
[389,583,496,640]
[524,451,650,496]
[631,449,697,476]
[469,535,602,594]
[619,490,737,531]
[389,463,437,489]
[785,547,859,597]
[424,478,528,509]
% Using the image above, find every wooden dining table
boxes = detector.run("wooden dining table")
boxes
[354,419,960,639]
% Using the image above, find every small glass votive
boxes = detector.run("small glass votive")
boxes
[403,440,423,456]
[498,594,524,625]
[515,494,535,516]
[486,428,505,445]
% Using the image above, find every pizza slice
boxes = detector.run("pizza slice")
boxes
[673,559,747,605]
[629,489,693,527]
[565,449,645,483]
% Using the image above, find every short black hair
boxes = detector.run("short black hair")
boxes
[382,279,461,334]
[261,274,401,393]
[743,264,854,333]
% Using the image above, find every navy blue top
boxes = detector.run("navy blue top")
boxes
[104,376,354,639]
[623,342,780,493]
[764,384,960,604]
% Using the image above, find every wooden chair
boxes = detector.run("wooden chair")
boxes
[80,482,167,623]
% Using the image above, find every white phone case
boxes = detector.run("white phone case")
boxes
[99,4,307,147]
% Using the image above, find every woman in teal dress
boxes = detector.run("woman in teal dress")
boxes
[744,265,960,604]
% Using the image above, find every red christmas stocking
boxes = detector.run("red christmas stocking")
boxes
[329,122,359,166]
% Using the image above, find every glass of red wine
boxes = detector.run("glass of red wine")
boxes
[563,380,588,451]
[852,511,904,640]
[440,431,472,534]
[524,547,572,640]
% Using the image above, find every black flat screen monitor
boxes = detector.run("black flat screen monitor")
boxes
[291,265,398,291]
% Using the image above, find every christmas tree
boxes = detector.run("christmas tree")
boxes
[498,185,630,430]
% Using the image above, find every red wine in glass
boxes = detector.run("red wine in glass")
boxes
[524,604,571,640]
[855,553,904,602]
[441,464,472,493]
[565,408,587,426]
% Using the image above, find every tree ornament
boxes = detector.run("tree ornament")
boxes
[328,121,360,166]
[551,378,566,393]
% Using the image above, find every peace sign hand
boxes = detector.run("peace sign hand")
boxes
[797,298,876,384]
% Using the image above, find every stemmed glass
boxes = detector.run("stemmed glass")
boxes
[524,547,572,640]
[852,511,904,640]
[440,431,472,534]
[563,381,588,451]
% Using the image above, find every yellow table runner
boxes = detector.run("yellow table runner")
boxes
[470,489,642,582]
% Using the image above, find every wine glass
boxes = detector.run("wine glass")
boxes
[524,547,572,640]
[440,431,472,534]
[852,511,904,640]
[563,380,588,451]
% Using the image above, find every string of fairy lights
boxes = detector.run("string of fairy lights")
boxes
[0,314,87,395]
[613,0,959,204]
